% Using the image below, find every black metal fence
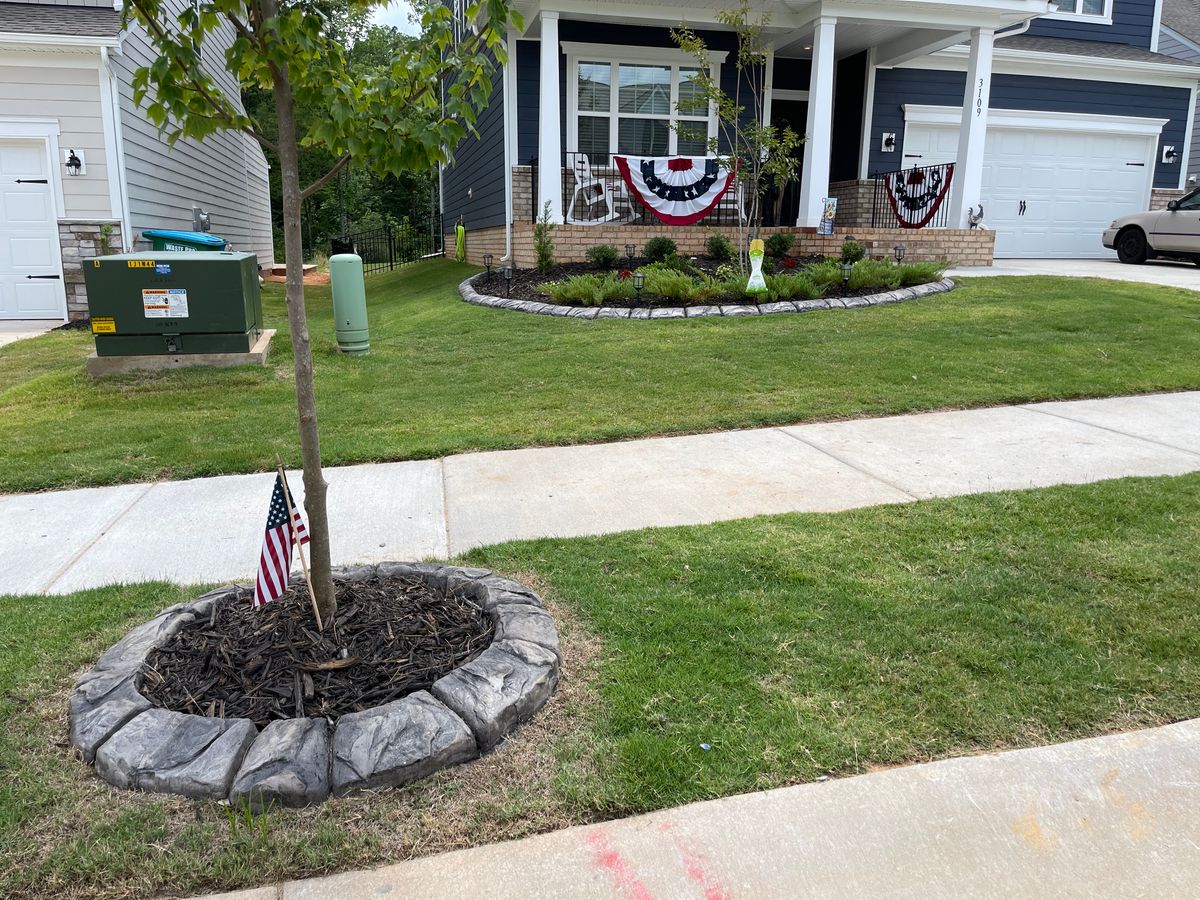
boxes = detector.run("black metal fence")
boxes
[871,163,954,230]
[340,217,443,276]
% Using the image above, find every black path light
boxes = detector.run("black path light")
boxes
[625,243,636,267]
[503,264,514,298]
[633,271,645,304]
[483,253,493,279]
[893,244,906,263]
[841,260,854,287]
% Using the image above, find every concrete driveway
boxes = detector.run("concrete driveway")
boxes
[948,257,1199,290]
[0,319,59,349]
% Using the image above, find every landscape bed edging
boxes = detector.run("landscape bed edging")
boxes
[458,273,957,319]
[68,563,561,809]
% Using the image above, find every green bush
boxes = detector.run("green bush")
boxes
[643,268,697,302]
[897,260,950,286]
[704,232,734,262]
[803,259,844,293]
[585,243,619,269]
[643,236,679,263]
[764,232,795,258]
[714,263,739,280]
[849,258,902,292]
[766,274,821,302]
[534,202,555,274]
[840,238,866,265]
[541,273,635,306]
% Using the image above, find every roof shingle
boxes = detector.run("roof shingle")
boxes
[1163,0,1200,42]
[0,2,121,39]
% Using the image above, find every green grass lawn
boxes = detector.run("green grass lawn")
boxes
[0,263,1197,493]
[3,473,1199,898]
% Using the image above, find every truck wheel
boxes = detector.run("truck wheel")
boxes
[1115,228,1149,265]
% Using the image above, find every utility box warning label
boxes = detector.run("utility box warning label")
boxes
[142,288,189,319]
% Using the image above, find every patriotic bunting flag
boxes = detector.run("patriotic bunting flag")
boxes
[254,473,310,608]
[884,162,955,229]
[614,156,737,225]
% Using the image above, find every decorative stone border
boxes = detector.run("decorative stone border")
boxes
[459,273,956,319]
[68,563,560,809]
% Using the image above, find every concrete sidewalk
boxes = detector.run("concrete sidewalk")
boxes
[210,717,1200,899]
[3,391,1199,595]
[0,318,58,349]
[948,257,1200,290]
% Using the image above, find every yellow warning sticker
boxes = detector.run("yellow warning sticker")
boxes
[127,260,156,268]
[91,316,116,334]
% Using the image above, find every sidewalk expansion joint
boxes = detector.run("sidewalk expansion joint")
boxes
[774,428,922,502]
[1017,404,1200,460]
[40,482,157,594]
[438,456,453,559]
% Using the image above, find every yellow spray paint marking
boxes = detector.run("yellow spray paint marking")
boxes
[1011,801,1059,850]
[1100,768,1153,843]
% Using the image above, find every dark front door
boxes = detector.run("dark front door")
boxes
[767,99,806,227]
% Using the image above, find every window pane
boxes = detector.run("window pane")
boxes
[577,116,611,165]
[618,117,669,155]
[1049,0,1077,11]
[618,64,671,115]
[578,62,611,113]
[677,67,706,115]
[676,128,709,156]
[1080,0,1103,13]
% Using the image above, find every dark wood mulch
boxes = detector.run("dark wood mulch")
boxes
[54,318,92,332]
[140,575,494,726]
[476,256,885,308]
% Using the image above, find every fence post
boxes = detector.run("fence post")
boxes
[387,225,395,271]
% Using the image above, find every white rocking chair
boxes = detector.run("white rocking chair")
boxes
[565,154,627,225]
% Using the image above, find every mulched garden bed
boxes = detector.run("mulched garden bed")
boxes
[476,256,892,308]
[140,574,494,726]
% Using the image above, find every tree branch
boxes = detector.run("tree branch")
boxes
[300,153,352,201]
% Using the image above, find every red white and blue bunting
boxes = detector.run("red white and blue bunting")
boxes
[884,163,955,229]
[614,156,737,225]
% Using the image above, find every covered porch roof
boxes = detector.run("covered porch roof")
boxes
[516,0,1052,66]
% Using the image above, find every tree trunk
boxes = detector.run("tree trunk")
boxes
[273,66,337,624]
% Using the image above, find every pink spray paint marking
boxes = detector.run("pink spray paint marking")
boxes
[678,844,733,900]
[586,829,657,900]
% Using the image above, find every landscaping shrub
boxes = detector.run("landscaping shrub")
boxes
[643,267,696,302]
[897,260,950,286]
[714,263,738,280]
[764,232,795,258]
[840,237,866,265]
[585,243,619,269]
[803,259,844,293]
[542,273,634,306]
[534,202,556,273]
[704,232,734,262]
[849,258,902,292]
[766,274,820,302]
[643,236,679,263]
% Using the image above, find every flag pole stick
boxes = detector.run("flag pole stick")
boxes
[275,453,323,632]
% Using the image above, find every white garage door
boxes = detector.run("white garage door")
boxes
[904,118,1157,258]
[0,139,66,319]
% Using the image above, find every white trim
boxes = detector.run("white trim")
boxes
[537,12,562,221]
[859,49,877,179]
[911,44,1200,87]
[0,46,104,69]
[1150,0,1163,53]
[1160,24,1200,58]
[1041,0,1113,27]
[0,32,120,49]
[559,41,728,67]
[98,47,130,247]
[762,49,774,128]
[1182,80,1198,189]
[771,89,810,102]
[798,15,837,226]
[903,103,1171,136]
[502,30,516,260]
[564,48,721,159]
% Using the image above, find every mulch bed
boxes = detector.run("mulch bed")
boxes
[54,318,92,332]
[140,574,494,726]
[476,257,889,308]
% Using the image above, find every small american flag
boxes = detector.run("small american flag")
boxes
[253,473,310,608]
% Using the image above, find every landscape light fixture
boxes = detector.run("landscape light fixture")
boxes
[625,243,636,266]
[633,271,645,302]
[893,244,906,263]
[503,264,514,297]
[841,261,854,286]
[65,149,83,177]
[483,253,493,278]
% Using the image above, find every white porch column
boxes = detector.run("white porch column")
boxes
[537,11,563,223]
[949,27,995,228]
[797,16,836,227]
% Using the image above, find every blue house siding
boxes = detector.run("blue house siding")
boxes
[869,66,1189,188]
[1026,0,1158,49]
[517,40,540,165]
[442,47,507,230]
[831,52,868,182]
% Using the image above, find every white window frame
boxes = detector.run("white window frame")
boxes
[1043,0,1113,25]
[562,42,726,162]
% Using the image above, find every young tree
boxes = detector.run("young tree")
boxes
[125,0,516,623]
[672,2,802,269]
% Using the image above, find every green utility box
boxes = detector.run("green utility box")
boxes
[83,251,262,357]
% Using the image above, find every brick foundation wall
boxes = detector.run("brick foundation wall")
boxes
[826,180,875,229]
[444,225,508,267]
[1151,188,1187,210]
[513,166,533,224]
[60,220,124,320]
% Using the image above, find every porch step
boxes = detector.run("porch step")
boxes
[268,263,318,276]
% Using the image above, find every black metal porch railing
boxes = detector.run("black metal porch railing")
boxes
[339,216,444,276]
[871,163,954,229]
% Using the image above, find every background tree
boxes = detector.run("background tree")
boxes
[124,0,516,623]
[673,2,802,269]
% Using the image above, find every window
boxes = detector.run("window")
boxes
[567,47,723,164]
[1046,0,1110,19]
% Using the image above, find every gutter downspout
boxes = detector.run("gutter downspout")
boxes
[501,30,516,262]
[100,45,133,251]
[994,17,1035,41]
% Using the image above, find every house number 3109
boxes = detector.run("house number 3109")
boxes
[976,78,985,117]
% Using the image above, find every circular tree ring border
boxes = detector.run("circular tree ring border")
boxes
[68,563,561,809]
[458,272,956,319]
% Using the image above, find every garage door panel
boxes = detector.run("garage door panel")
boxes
[0,139,64,319]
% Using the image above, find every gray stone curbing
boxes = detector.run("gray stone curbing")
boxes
[459,273,956,320]
[69,564,560,805]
